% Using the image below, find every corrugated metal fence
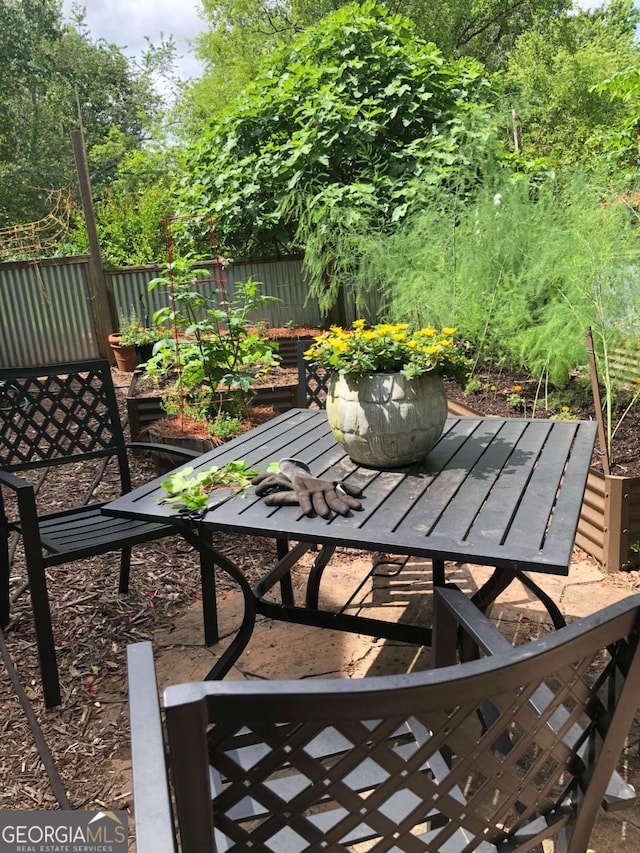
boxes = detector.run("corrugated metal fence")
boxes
[0,255,330,368]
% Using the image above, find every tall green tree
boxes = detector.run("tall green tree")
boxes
[179,2,500,310]
[0,0,169,240]
[186,0,569,118]
[501,0,640,166]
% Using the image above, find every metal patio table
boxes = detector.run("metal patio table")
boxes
[103,409,597,678]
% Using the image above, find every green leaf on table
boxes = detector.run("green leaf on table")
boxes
[159,461,259,509]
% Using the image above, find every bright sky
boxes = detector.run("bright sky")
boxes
[61,0,205,81]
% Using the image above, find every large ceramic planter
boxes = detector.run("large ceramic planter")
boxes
[326,372,448,468]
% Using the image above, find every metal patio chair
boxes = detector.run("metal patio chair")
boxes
[127,589,640,853]
[0,359,218,709]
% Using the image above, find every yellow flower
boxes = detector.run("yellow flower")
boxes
[303,320,466,381]
[442,327,456,335]
[513,384,522,392]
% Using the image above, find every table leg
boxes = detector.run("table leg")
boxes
[432,559,446,588]
[178,526,259,680]
[276,537,294,605]
[305,545,337,609]
[471,567,566,630]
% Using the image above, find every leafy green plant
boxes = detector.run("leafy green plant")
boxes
[117,309,167,347]
[209,412,244,441]
[551,406,576,421]
[160,461,259,510]
[178,1,498,275]
[147,262,280,419]
[506,392,526,412]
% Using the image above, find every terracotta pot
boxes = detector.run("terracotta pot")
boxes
[326,372,448,468]
[108,333,138,372]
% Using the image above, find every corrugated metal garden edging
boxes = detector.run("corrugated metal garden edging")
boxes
[577,470,640,573]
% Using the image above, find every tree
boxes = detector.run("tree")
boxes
[501,0,640,166]
[179,1,498,265]
[186,0,569,119]
[0,0,170,243]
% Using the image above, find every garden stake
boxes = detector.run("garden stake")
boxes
[585,326,610,477]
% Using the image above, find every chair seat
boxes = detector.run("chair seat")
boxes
[15,503,173,564]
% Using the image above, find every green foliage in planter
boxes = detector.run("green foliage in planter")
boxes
[117,309,168,347]
[147,263,280,418]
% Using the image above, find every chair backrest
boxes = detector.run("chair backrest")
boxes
[133,593,640,853]
[296,340,329,409]
[0,360,130,490]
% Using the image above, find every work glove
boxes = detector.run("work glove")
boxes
[251,469,294,496]
[252,458,363,518]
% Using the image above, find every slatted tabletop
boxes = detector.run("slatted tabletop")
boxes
[106,409,597,575]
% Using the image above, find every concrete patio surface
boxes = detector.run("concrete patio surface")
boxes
[150,547,640,851]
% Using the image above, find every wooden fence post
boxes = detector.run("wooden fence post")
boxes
[71,129,116,361]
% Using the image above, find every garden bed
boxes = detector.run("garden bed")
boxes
[126,366,299,439]
[260,326,322,367]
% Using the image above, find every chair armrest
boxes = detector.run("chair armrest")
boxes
[0,469,34,492]
[127,642,176,853]
[127,442,201,460]
[433,586,637,811]
[0,469,43,545]
[434,585,513,658]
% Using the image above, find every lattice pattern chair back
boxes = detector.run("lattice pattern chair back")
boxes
[0,360,130,490]
[128,591,640,853]
[0,360,218,709]
[297,340,329,409]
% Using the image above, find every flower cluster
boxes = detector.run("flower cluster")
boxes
[305,320,469,383]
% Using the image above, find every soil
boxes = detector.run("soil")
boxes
[444,365,640,478]
[260,325,323,340]
[2,365,639,831]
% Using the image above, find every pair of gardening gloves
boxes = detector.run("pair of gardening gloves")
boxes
[252,458,363,518]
